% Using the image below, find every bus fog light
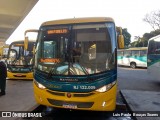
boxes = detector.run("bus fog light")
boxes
[39,97,43,102]
[102,101,106,107]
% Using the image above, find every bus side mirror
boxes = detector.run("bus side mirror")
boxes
[24,36,28,50]
[116,27,124,49]
[118,35,124,49]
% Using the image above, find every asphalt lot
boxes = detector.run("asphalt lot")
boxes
[117,66,160,91]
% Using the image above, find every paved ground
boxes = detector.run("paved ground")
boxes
[118,66,160,120]
[117,67,160,91]
[0,80,37,111]
[121,90,160,120]
[0,80,39,120]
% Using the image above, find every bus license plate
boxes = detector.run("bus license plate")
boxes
[62,104,77,109]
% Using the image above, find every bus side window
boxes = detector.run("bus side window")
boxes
[155,42,160,54]
[155,49,160,54]
[140,50,147,56]
[132,50,139,57]
[117,51,123,56]
[124,51,131,57]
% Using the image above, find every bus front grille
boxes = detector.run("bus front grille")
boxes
[13,75,26,77]
[73,93,94,97]
[46,90,95,97]
[47,90,65,96]
[47,98,94,108]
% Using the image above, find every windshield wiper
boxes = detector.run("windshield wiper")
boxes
[47,64,58,78]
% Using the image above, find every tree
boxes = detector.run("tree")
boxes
[143,10,160,31]
[130,41,139,47]
[130,36,144,47]
[130,29,160,47]
[122,28,131,48]
[130,10,160,47]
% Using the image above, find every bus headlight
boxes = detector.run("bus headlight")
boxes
[95,81,116,92]
[7,68,11,72]
[34,80,46,89]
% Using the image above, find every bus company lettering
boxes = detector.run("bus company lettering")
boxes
[40,58,60,63]
[73,85,96,90]
[47,84,62,89]
[60,78,78,82]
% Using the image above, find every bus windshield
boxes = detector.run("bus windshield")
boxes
[8,41,35,66]
[35,23,116,75]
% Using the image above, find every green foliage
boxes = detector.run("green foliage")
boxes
[130,29,160,47]
[143,29,160,46]
[131,10,160,47]
[122,28,131,47]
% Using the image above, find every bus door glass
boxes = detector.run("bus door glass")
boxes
[123,50,131,66]
[148,40,160,66]
[140,50,147,66]
[117,50,123,65]
[24,42,35,65]
[131,50,140,65]
[72,23,114,74]
[148,40,160,79]
[8,43,24,65]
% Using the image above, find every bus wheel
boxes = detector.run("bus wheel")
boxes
[130,62,136,69]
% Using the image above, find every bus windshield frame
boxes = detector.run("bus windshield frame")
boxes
[35,22,117,76]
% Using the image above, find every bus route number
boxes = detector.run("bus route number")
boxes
[73,86,95,90]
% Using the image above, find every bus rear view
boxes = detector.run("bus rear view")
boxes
[33,17,124,111]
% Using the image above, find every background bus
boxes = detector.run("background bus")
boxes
[147,35,160,81]
[7,40,35,80]
[0,45,9,62]
[117,47,147,68]
[32,17,124,111]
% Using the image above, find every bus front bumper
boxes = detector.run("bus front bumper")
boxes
[7,71,33,80]
[33,81,117,111]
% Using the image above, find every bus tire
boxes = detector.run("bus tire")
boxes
[130,62,136,69]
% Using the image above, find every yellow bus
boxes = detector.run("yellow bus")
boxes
[0,45,9,61]
[7,40,35,80]
[33,17,124,111]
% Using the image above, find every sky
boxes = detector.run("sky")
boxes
[6,0,160,44]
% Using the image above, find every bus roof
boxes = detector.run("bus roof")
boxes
[11,40,36,44]
[148,34,160,42]
[41,17,114,26]
[118,47,148,51]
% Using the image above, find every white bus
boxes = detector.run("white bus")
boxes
[117,47,147,68]
[147,35,160,81]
